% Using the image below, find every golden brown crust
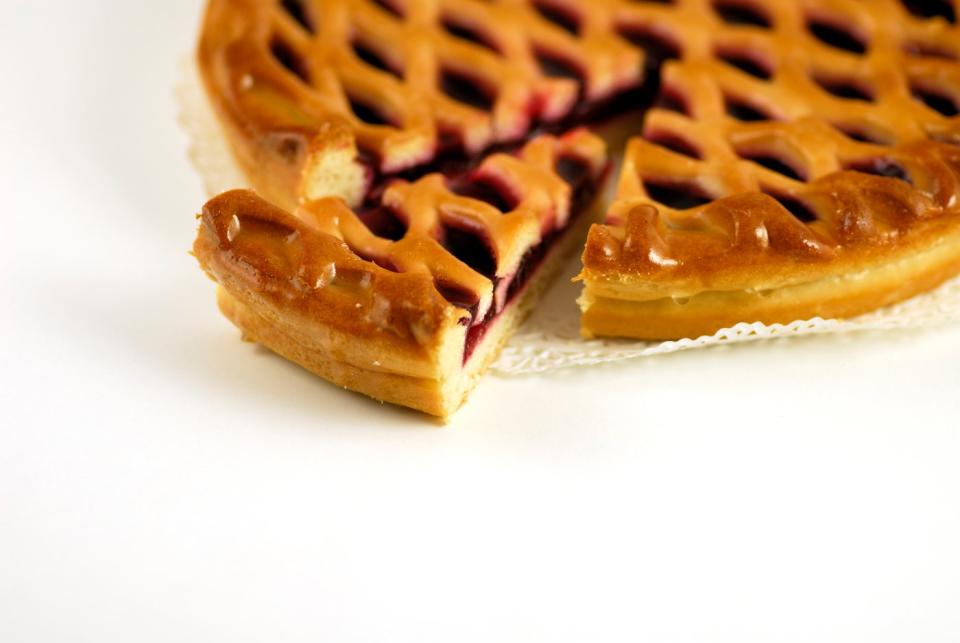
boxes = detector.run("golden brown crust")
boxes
[580,0,960,339]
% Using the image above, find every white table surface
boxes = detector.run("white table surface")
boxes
[2,2,959,641]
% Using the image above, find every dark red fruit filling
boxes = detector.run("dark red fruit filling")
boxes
[911,85,960,117]
[645,180,713,210]
[763,191,818,223]
[736,150,807,181]
[716,47,773,80]
[440,69,497,111]
[646,131,702,159]
[270,39,309,83]
[281,0,315,33]
[724,94,774,121]
[806,16,868,54]
[448,177,517,213]
[352,40,402,78]
[442,18,500,53]
[442,225,498,279]
[846,158,912,184]
[900,0,955,23]
[349,95,394,126]
[357,205,407,240]
[535,49,583,83]
[712,0,771,28]
[618,25,682,72]
[533,0,582,35]
[813,75,873,102]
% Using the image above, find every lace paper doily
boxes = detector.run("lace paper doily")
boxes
[177,60,960,376]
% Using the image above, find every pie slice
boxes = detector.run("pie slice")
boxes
[195,132,607,416]
[578,0,960,339]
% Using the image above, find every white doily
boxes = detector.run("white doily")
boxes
[177,60,960,377]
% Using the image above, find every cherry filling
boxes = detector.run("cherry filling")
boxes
[442,17,501,54]
[845,158,912,184]
[900,0,955,24]
[533,0,582,35]
[281,0,315,33]
[356,205,407,241]
[712,0,772,28]
[763,191,818,223]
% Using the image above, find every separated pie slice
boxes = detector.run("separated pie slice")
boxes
[195,132,608,416]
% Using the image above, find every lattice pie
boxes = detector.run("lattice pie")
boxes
[192,0,960,416]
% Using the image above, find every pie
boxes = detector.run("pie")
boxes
[191,0,960,416]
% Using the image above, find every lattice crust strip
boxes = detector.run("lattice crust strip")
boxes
[580,0,960,288]
[196,129,606,339]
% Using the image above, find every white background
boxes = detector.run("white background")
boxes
[2,1,959,641]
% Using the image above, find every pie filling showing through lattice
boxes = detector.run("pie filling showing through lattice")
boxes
[193,0,960,417]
